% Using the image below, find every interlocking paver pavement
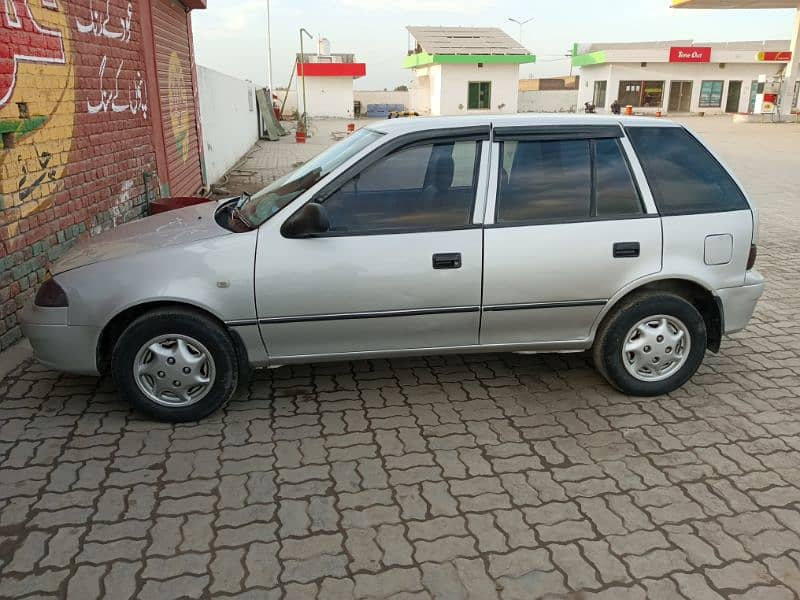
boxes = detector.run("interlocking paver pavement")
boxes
[1,117,800,599]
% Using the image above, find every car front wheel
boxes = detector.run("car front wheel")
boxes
[593,292,707,396]
[111,308,239,422]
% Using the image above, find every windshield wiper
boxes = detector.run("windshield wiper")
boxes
[237,191,252,209]
[230,198,256,230]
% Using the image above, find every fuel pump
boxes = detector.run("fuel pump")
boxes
[753,74,782,114]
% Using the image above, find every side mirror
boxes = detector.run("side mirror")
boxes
[281,202,330,238]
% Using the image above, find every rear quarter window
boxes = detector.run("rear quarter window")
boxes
[625,126,749,216]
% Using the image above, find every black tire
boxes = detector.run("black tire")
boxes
[111,308,239,422]
[592,292,707,396]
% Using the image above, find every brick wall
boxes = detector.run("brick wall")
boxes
[0,1,164,350]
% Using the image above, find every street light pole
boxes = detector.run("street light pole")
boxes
[266,0,273,92]
[508,17,533,46]
[299,27,312,132]
[508,17,533,79]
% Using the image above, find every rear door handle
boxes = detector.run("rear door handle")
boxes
[613,242,640,258]
[433,253,462,269]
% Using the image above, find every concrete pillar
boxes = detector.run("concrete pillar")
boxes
[781,5,800,117]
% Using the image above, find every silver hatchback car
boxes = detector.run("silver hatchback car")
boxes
[21,115,764,422]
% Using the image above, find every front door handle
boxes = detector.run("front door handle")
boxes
[433,253,462,269]
[613,242,640,258]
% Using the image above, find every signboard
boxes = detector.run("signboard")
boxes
[669,46,711,63]
[297,63,367,77]
[757,51,792,62]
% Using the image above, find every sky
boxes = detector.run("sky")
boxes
[191,0,798,90]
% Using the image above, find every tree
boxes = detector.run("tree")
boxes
[394,85,409,92]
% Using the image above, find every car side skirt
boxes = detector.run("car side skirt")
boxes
[250,339,591,367]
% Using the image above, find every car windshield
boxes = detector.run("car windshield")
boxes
[237,128,384,227]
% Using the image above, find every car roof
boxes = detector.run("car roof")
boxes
[368,113,681,134]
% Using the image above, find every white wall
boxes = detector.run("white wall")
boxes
[276,88,400,120]
[430,65,444,116]
[783,9,800,116]
[440,63,520,115]
[411,63,520,116]
[298,76,355,118]
[275,89,298,118]
[354,90,410,108]
[197,65,258,185]
[409,72,431,114]
[518,90,579,113]
[578,62,789,114]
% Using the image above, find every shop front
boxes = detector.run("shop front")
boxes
[671,1,800,122]
[575,40,796,115]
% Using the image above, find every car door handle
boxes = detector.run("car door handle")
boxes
[432,253,462,269]
[613,242,640,258]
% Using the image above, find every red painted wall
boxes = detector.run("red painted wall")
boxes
[0,0,203,350]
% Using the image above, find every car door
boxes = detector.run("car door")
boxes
[254,129,489,360]
[481,125,663,345]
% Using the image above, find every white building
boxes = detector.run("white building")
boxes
[405,27,535,116]
[297,40,366,119]
[574,40,798,114]
[670,0,800,121]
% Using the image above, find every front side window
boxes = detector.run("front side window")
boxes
[626,126,749,215]
[699,80,724,108]
[239,128,383,226]
[618,80,664,108]
[468,82,491,110]
[593,81,608,108]
[496,137,642,224]
[322,139,480,233]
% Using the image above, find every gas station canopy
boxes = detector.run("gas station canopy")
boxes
[672,0,799,7]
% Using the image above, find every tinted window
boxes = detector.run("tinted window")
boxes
[322,140,479,233]
[626,126,748,215]
[593,81,607,107]
[618,80,664,108]
[595,138,642,217]
[699,80,724,108]
[357,144,431,192]
[496,139,591,223]
[240,128,382,226]
[468,82,491,110]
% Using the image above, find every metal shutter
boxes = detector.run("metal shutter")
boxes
[152,0,203,196]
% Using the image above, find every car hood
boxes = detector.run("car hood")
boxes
[53,202,230,274]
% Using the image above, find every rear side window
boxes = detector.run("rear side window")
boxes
[626,126,748,215]
[495,137,642,224]
[595,138,642,217]
[497,139,592,223]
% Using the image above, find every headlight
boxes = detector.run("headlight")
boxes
[34,278,69,307]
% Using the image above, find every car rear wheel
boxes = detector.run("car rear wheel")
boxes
[593,292,707,396]
[112,308,239,422]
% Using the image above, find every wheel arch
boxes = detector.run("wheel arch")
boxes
[96,300,250,375]
[592,277,723,353]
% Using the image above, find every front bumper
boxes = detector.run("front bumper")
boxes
[716,270,765,335]
[20,301,101,375]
